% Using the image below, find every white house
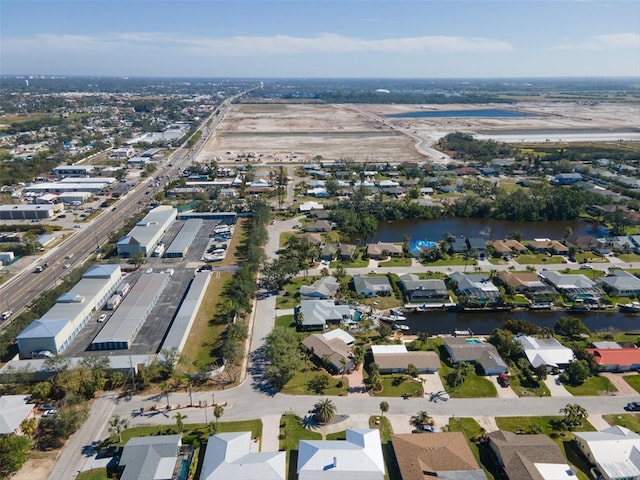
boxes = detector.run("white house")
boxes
[515,335,575,371]
[297,429,385,480]
[574,426,640,480]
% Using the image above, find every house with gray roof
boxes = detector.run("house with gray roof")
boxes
[200,431,285,480]
[516,335,575,371]
[296,300,351,331]
[574,426,640,480]
[598,271,640,297]
[352,275,392,298]
[305,220,332,233]
[448,272,501,306]
[443,337,508,375]
[540,270,603,302]
[487,430,575,480]
[118,434,185,480]
[298,429,384,480]
[0,395,35,434]
[398,273,449,304]
[300,277,340,300]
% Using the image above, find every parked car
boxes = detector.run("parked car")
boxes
[580,264,593,270]
[625,402,640,411]
[38,403,55,411]
[498,373,511,387]
[98,314,107,323]
[42,409,58,417]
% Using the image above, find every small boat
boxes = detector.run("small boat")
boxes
[390,310,407,321]
[453,329,474,336]
[379,316,396,323]
[415,304,426,312]
[569,304,591,313]
[529,302,553,310]
[620,302,640,313]
[392,323,410,331]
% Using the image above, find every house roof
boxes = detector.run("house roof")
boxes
[119,434,181,480]
[323,329,356,345]
[297,429,385,478]
[516,335,575,368]
[366,242,403,256]
[372,349,440,372]
[448,272,499,298]
[302,334,351,369]
[487,430,573,480]
[496,271,547,290]
[298,300,350,327]
[399,274,448,294]
[300,277,340,298]
[587,347,640,367]
[574,426,640,479]
[352,275,392,294]
[539,271,596,289]
[391,432,486,480]
[200,431,286,480]
[444,337,508,372]
[599,271,640,291]
[0,395,34,434]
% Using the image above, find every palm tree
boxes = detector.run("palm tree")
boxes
[174,412,188,432]
[160,380,171,408]
[339,358,347,380]
[414,410,430,426]
[213,404,225,425]
[559,403,588,429]
[416,331,429,346]
[379,401,389,417]
[314,398,337,424]
[108,414,130,442]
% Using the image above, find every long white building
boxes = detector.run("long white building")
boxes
[16,264,122,359]
[116,205,177,257]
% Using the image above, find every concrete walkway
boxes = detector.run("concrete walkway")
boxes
[474,416,500,433]
[601,372,639,396]
[260,414,282,452]
[587,413,612,431]
[544,375,573,397]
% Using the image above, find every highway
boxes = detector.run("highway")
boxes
[0,90,244,335]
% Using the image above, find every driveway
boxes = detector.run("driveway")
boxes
[489,376,519,399]
[260,414,282,452]
[420,373,446,398]
[345,368,367,396]
[544,375,573,397]
[387,415,414,434]
[587,413,612,431]
[601,372,639,396]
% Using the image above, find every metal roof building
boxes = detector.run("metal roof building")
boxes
[116,205,177,257]
[161,271,211,353]
[165,218,203,258]
[16,265,122,358]
[0,204,61,220]
[177,211,237,223]
[91,272,170,350]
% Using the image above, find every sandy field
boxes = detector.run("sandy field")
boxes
[198,101,640,165]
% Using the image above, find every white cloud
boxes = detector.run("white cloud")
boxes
[2,32,513,58]
[551,32,640,50]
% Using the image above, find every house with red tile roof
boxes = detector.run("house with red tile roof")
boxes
[587,347,640,372]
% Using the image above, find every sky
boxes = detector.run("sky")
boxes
[1,0,639,78]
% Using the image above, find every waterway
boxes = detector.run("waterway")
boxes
[399,309,640,336]
[386,109,534,118]
[369,217,607,244]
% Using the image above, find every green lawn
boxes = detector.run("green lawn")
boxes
[276,275,320,309]
[359,295,404,310]
[508,374,551,397]
[617,253,640,262]
[371,376,424,398]
[379,257,412,267]
[602,413,640,431]
[624,375,640,393]
[563,376,617,396]
[516,254,565,265]
[280,367,349,396]
[439,364,498,398]
[275,314,295,329]
[448,418,496,480]
[76,469,108,480]
[421,257,478,267]
[369,416,393,443]
[326,430,346,440]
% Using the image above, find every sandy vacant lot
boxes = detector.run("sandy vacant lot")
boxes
[198,102,640,164]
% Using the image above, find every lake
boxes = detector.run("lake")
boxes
[386,109,534,118]
[398,309,640,336]
[369,217,607,244]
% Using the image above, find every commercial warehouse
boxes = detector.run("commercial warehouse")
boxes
[116,205,177,257]
[160,271,211,353]
[91,272,170,350]
[52,165,95,176]
[165,218,203,258]
[25,182,109,194]
[177,211,238,223]
[0,204,63,220]
[16,265,122,359]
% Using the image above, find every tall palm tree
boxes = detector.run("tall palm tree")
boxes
[213,404,225,424]
[174,412,188,432]
[416,331,429,346]
[414,410,430,426]
[314,398,337,424]
[559,403,588,429]
[108,414,130,443]
[379,401,389,417]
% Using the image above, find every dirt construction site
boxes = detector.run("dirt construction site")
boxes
[197,101,640,165]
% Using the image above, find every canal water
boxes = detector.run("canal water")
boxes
[369,217,606,244]
[399,309,640,336]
